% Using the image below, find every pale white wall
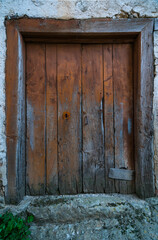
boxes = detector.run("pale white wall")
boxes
[0,0,158,195]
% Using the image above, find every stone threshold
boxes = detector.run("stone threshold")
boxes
[0,194,158,240]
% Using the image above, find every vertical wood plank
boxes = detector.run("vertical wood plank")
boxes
[113,44,134,194]
[135,21,155,198]
[17,34,26,200]
[6,23,26,203]
[103,44,115,193]
[46,44,58,194]
[82,44,105,193]
[57,44,82,194]
[26,43,46,195]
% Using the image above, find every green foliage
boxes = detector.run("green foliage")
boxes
[0,211,34,240]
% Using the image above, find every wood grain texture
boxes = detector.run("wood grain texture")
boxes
[6,18,155,203]
[26,43,46,195]
[57,44,82,194]
[15,18,152,35]
[6,24,18,202]
[113,44,135,194]
[82,44,105,193]
[103,44,115,193]
[154,19,158,30]
[134,21,155,198]
[6,23,25,203]
[46,44,58,194]
[16,33,26,201]
[109,168,135,181]
[25,37,135,44]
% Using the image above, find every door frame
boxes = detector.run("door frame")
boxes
[5,18,155,203]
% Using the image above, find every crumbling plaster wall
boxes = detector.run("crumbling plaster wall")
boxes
[0,0,158,198]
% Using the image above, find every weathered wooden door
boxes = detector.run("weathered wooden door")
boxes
[26,43,134,195]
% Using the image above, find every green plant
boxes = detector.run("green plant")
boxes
[0,211,34,240]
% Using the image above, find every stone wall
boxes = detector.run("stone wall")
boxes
[0,0,158,198]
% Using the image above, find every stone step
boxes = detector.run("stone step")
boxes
[0,194,158,240]
[29,217,158,240]
[26,194,151,224]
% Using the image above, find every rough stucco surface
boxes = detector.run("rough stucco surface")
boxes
[0,0,158,195]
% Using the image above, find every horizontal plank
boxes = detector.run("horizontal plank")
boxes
[109,168,135,181]
[25,37,135,44]
[8,18,153,35]
[154,19,158,30]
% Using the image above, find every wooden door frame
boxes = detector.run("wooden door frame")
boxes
[5,18,155,203]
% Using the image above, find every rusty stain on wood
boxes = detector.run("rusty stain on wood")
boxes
[62,111,71,120]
